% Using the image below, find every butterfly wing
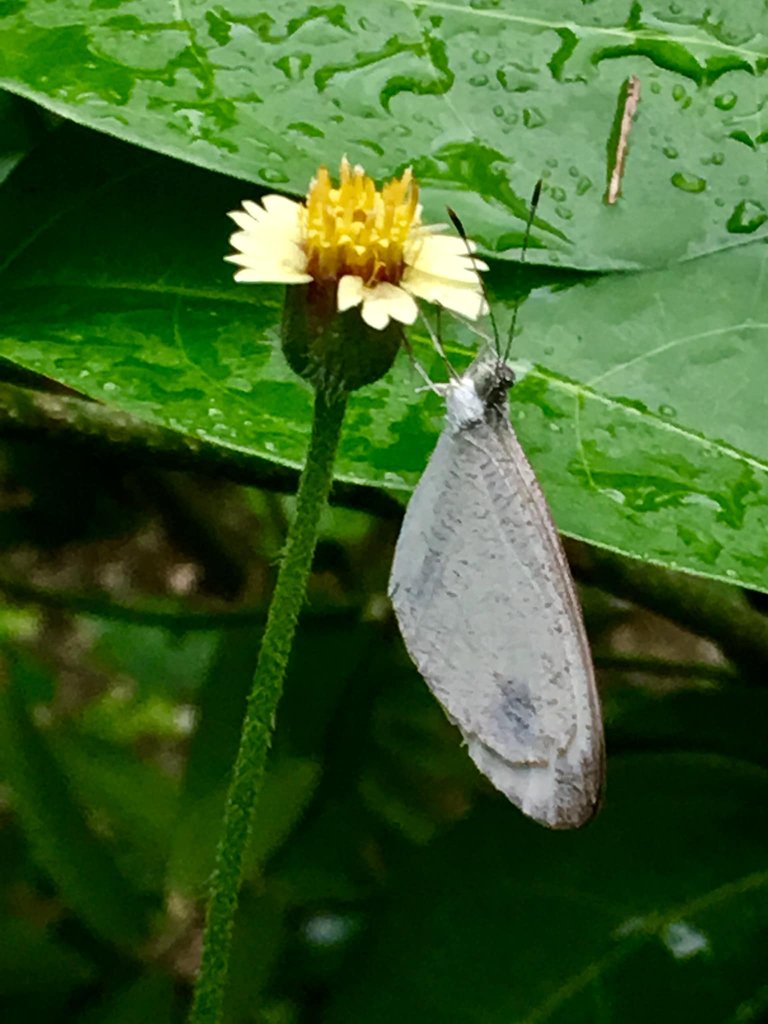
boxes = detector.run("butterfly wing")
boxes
[389,416,603,828]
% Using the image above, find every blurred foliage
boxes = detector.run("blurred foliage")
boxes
[0,2,768,1020]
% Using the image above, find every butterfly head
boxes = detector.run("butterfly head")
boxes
[443,354,514,432]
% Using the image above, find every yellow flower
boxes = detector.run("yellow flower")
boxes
[226,158,488,331]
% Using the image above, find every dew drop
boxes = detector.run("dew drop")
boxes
[650,81,661,94]
[659,403,677,417]
[555,205,573,220]
[103,381,118,393]
[672,84,686,102]
[737,174,749,186]
[671,171,706,193]
[662,145,679,159]
[273,53,311,81]
[469,74,489,87]
[726,199,767,234]
[287,121,324,139]
[549,185,566,201]
[545,157,559,169]
[569,166,579,177]
[522,107,546,129]
[260,166,289,184]
[492,104,504,117]
[729,130,755,149]
[714,91,737,111]
[575,176,593,196]
[472,49,491,64]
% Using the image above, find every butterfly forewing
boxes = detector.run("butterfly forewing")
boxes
[389,377,603,828]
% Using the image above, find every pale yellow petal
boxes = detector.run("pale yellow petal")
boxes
[228,210,258,231]
[375,284,419,324]
[402,268,488,320]
[337,274,364,312]
[410,233,477,255]
[229,229,305,263]
[261,194,304,223]
[224,250,304,272]
[231,197,304,244]
[360,299,390,330]
[233,266,312,284]
[360,283,418,330]
[407,234,487,283]
[241,199,268,221]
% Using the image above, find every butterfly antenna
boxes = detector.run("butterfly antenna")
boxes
[502,178,542,363]
[446,206,500,364]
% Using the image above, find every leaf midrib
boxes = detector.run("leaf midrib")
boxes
[400,0,768,63]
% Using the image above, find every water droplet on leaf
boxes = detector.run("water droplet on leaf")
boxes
[522,107,546,129]
[726,199,767,234]
[714,91,737,111]
[671,171,706,193]
[260,166,289,184]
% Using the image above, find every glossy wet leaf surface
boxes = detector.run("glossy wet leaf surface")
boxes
[1,129,766,591]
[1,1,767,269]
[326,754,768,1024]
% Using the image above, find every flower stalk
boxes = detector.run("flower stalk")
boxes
[190,157,488,1023]
[188,385,348,1024]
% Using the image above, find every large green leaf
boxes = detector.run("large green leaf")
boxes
[1,131,766,590]
[1,1,767,269]
[326,754,768,1024]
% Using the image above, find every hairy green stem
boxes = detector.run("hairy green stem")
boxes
[188,387,348,1024]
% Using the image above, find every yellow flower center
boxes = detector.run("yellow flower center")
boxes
[303,158,419,287]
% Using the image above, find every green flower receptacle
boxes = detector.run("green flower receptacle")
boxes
[282,282,403,393]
